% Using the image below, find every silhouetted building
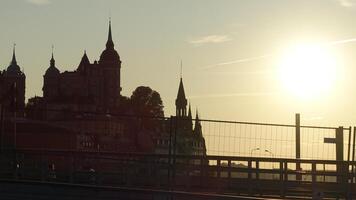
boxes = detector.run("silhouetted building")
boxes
[3,20,206,156]
[154,77,206,156]
[42,20,121,116]
[0,46,26,117]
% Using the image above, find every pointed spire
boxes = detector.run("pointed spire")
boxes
[11,43,17,65]
[106,18,114,49]
[50,45,55,67]
[194,108,202,136]
[188,103,192,119]
[7,43,22,75]
[78,49,90,73]
[51,45,54,59]
[180,60,183,79]
[175,60,188,117]
[81,50,89,64]
[177,78,186,99]
[195,108,199,121]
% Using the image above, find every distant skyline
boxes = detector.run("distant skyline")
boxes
[2,0,356,126]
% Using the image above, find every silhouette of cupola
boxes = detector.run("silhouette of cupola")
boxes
[77,50,90,73]
[6,44,23,76]
[99,19,120,65]
[175,77,187,117]
[45,46,60,77]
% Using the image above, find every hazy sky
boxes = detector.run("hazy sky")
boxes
[2,0,356,127]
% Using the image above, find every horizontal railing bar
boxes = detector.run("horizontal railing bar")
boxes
[12,108,347,130]
[7,148,356,164]
[0,179,276,200]
[198,119,341,130]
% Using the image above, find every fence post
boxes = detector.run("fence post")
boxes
[228,159,231,189]
[217,158,221,192]
[168,116,173,190]
[279,161,284,197]
[0,105,4,152]
[248,159,252,195]
[283,161,288,196]
[336,127,344,184]
[351,127,356,192]
[173,117,178,188]
[312,161,316,195]
[296,113,302,181]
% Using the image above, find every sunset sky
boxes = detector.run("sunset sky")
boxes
[2,0,356,127]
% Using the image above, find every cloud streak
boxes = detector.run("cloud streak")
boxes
[26,0,50,6]
[202,54,272,70]
[328,37,356,45]
[336,0,355,7]
[189,35,232,45]
[202,36,356,70]
[188,92,276,99]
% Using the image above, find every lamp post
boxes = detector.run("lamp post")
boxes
[250,147,260,157]
[265,149,276,179]
[265,149,274,158]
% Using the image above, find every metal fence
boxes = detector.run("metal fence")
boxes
[199,118,352,160]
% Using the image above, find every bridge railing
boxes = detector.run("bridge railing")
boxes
[0,149,355,198]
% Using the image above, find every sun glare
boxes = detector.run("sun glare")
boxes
[278,43,337,100]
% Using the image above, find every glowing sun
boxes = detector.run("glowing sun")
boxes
[278,43,337,100]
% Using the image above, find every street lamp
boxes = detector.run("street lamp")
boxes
[264,149,274,158]
[250,148,260,157]
[265,149,276,179]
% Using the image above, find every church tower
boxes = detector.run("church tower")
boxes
[43,47,60,101]
[99,19,122,110]
[1,45,26,116]
[175,77,187,117]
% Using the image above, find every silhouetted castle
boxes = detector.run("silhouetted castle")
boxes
[0,20,206,156]
[43,20,121,113]
[154,78,206,155]
[0,46,26,117]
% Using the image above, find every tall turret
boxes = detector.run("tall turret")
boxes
[175,78,187,117]
[6,45,23,76]
[43,46,60,100]
[99,19,122,109]
[2,45,26,117]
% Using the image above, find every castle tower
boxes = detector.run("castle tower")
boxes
[43,47,60,101]
[1,45,26,116]
[99,19,122,110]
[175,78,187,117]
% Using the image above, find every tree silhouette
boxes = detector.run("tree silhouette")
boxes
[130,86,164,118]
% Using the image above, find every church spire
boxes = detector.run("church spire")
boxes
[175,77,187,117]
[175,60,188,117]
[106,18,114,49]
[50,45,55,67]
[194,109,202,136]
[188,103,192,119]
[11,43,17,65]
